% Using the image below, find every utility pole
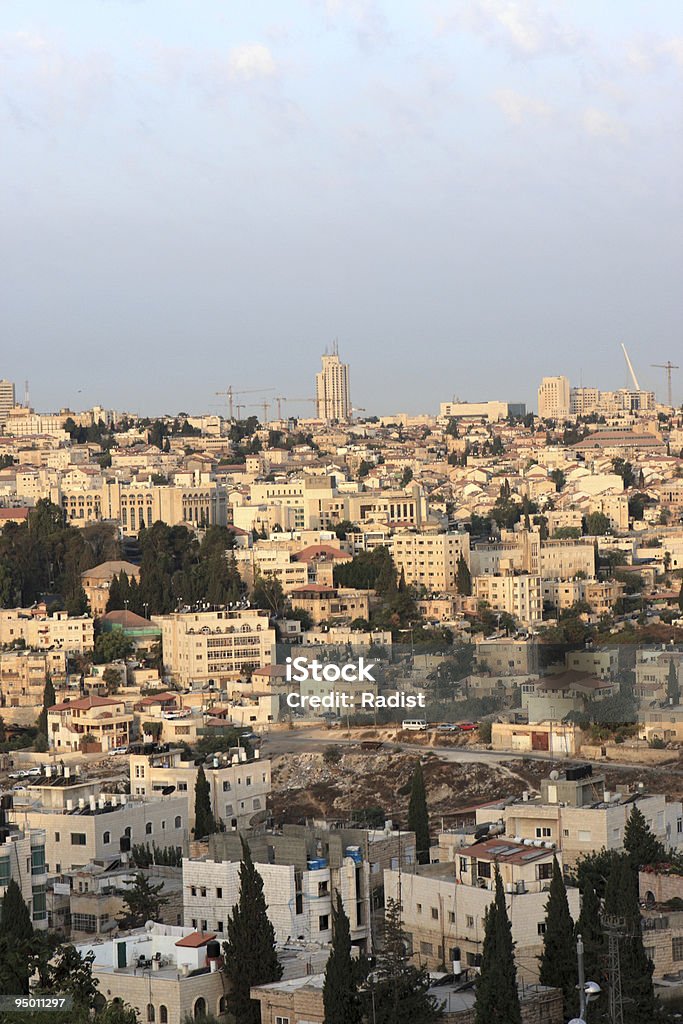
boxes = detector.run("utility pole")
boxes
[651,361,680,409]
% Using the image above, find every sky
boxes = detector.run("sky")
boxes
[1,0,682,417]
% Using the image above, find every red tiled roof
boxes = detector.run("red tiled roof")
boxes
[49,695,125,712]
[293,544,349,563]
[175,931,216,948]
[0,508,29,520]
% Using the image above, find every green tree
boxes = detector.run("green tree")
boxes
[193,765,215,838]
[0,879,33,993]
[92,630,134,665]
[407,762,430,865]
[575,880,606,1018]
[116,873,168,929]
[668,659,680,706]
[323,892,363,1024]
[37,674,56,736]
[456,555,472,596]
[223,837,283,1024]
[604,853,657,1023]
[623,804,667,869]
[474,869,521,1024]
[584,511,611,536]
[538,857,577,1019]
[369,897,443,1024]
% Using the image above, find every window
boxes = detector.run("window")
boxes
[216,887,222,899]
[538,922,547,935]
[448,911,455,923]
[222,781,231,792]
[459,857,467,872]
[416,903,422,914]
[538,863,553,881]
[175,816,182,828]
[191,886,197,897]
[275,1017,290,1024]
[466,915,474,928]
[201,888,207,898]
[477,861,491,878]
[318,881,329,897]
[55,832,60,843]
[145,822,153,835]
[72,913,97,933]
[70,833,87,846]
[31,846,46,875]
[159,1008,168,1024]
[535,827,552,838]
[578,830,592,842]
[146,1006,155,1023]
[103,832,111,845]
[217,921,224,932]
[201,919,208,931]
[319,915,330,931]
[563,829,570,837]
[420,941,433,956]
[177,782,187,792]
[161,821,166,831]
[431,907,439,920]
[673,937,683,962]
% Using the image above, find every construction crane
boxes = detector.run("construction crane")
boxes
[651,361,680,408]
[214,386,275,420]
[620,343,641,391]
[274,397,318,419]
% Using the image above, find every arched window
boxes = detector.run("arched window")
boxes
[193,998,206,1019]
[124,826,131,838]
[103,831,110,844]
[146,1005,155,1022]
[175,816,182,829]
[218,995,228,1014]
[145,822,153,835]
[159,1007,168,1024]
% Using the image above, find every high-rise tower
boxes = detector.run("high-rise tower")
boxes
[315,342,351,422]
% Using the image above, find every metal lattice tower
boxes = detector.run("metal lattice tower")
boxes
[601,914,635,1024]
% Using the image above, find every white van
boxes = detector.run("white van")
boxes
[402,719,427,731]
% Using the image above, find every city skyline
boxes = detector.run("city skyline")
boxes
[1,1,681,414]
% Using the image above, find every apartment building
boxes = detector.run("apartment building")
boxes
[635,649,683,702]
[0,608,94,653]
[315,346,351,422]
[473,572,543,626]
[438,400,522,422]
[53,479,228,534]
[384,837,579,981]
[537,377,570,421]
[476,769,683,868]
[289,585,371,626]
[2,406,69,438]
[47,695,133,753]
[155,608,276,687]
[391,531,470,593]
[521,672,615,723]
[0,811,48,931]
[0,649,66,707]
[541,577,623,616]
[186,824,372,950]
[11,774,188,874]
[73,923,228,1024]
[0,380,15,427]
[130,747,271,834]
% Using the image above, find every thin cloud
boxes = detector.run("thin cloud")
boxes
[493,88,550,124]
[227,43,277,80]
[582,107,628,143]
[437,0,584,57]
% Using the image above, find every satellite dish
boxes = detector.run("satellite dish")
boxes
[145,920,155,933]
[549,770,560,781]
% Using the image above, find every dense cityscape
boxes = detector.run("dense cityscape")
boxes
[0,344,681,1024]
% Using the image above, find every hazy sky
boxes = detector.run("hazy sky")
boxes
[1,1,682,416]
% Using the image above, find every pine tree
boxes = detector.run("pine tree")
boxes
[538,856,577,1019]
[456,555,472,596]
[604,854,657,1024]
[116,873,168,929]
[323,892,363,1024]
[37,674,56,737]
[369,897,443,1024]
[407,762,430,865]
[624,804,666,870]
[667,659,680,706]
[475,868,521,1024]
[193,765,215,838]
[223,837,282,1024]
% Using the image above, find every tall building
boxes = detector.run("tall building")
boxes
[315,343,350,422]
[537,375,570,420]
[0,380,15,428]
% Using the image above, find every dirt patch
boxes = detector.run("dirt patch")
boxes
[271,750,531,827]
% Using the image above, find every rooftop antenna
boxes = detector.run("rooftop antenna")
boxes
[651,360,679,408]
[620,343,640,391]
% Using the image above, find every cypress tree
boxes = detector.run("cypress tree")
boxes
[0,879,33,994]
[193,765,215,838]
[538,856,577,1019]
[456,555,472,596]
[604,854,657,1024]
[223,837,282,1024]
[667,659,680,706]
[370,897,443,1024]
[323,892,363,1024]
[576,880,607,1019]
[37,674,56,738]
[624,804,666,870]
[475,868,521,1024]
[407,762,430,865]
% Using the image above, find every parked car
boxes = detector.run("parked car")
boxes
[458,722,478,732]
[436,723,461,733]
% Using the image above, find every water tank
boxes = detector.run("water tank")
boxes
[452,947,461,976]
[344,847,362,864]
[206,940,221,959]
